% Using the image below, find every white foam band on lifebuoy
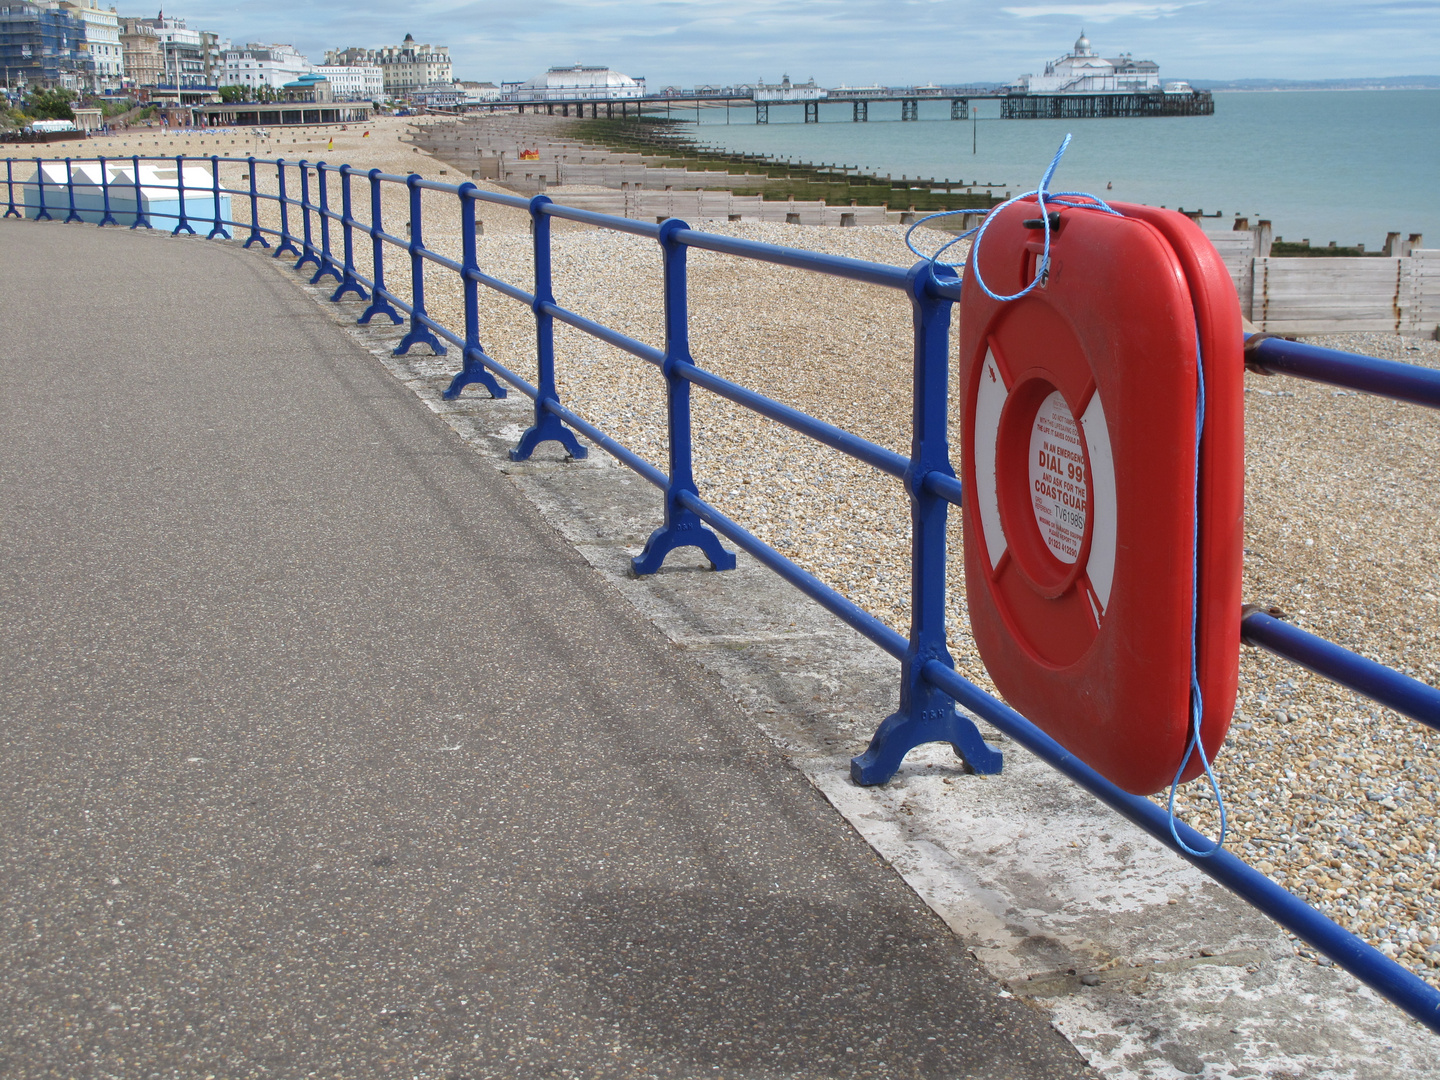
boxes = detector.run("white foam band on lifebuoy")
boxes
[1080,392,1116,611]
[974,349,1009,565]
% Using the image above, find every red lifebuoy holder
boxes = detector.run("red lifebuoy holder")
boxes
[959,199,1244,796]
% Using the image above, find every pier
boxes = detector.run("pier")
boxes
[467,84,1213,124]
[1000,89,1214,118]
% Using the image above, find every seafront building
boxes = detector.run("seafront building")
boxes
[219,43,310,92]
[753,74,825,102]
[277,70,331,103]
[455,79,500,102]
[1011,31,1162,94]
[198,28,225,85]
[1002,30,1210,117]
[311,63,384,101]
[324,35,451,96]
[58,0,123,90]
[138,14,213,88]
[0,1,89,89]
[505,64,645,101]
[118,16,161,87]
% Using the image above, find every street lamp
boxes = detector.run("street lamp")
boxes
[972,104,978,154]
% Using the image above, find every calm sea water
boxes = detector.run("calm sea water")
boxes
[685,90,1439,249]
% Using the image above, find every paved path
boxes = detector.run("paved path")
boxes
[0,222,1090,1079]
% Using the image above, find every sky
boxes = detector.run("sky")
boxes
[173,0,1440,86]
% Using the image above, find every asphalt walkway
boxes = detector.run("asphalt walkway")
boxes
[0,221,1090,1079]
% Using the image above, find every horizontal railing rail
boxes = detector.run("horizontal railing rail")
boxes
[6,151,1439,1033]
[1246,334,1440,410]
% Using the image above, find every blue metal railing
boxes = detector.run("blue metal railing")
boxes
[5,151,1439,1032]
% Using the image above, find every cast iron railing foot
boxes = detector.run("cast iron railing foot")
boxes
[309,259,343,286]
[510,406,586,461]
[394,323,446,356]
[330,274,367,302]
[631,506,735,575]
[358,297,402,325]
[851,682,1003,785]
[443,349,506,399]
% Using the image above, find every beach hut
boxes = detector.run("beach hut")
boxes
[20,159,232,234]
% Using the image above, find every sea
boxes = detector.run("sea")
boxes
[681,90,1439,251]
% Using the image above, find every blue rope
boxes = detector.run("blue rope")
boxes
[903,133,1123,299]
[914,134,1228,854]
[1166,330,1229,858]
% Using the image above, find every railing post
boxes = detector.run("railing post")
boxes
[97,155,117,226]
[129,155,150,229]
[631,218,735,574]
[242,156,268,248]
[443,183,505,398]
[294,159,320,271]
[206,153,228,239]
[328,164,367,301]
[509,194,586,461]
[62,156,82,222]
[357,168,401,325]
[851,262,1003,785]
[272,159,300,258]
[392,173,445,355]
[32,156,51,220]
[2,158,19,218]
[308,160,342,284]
[171,153,195,235]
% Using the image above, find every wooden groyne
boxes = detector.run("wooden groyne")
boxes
[1204,219,1436,336]
[406,114,1003,224]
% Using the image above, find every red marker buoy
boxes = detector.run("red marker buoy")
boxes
[959,198,1244,796]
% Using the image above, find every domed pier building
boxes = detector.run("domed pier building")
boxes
[1003,31,1213,118]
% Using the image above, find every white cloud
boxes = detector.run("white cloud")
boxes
[177,0,1438,84]
[1002,2,1187,19]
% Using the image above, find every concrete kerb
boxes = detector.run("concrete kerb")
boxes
[55,219,1440,1078]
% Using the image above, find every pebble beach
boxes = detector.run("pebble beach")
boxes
[69,116,1440,989]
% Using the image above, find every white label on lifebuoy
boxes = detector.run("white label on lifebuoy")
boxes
[974,350,1009,565]
[1028,391,1087,563]
[1080,392,1116,612]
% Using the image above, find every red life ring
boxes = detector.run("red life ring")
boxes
[958,198,1244,796]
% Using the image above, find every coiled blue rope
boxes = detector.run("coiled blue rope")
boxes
[903,133,1123,297]
[913,134,1228,855]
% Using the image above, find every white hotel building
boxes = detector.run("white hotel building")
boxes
[220,43,310,91]
[311,65,384,101]
[59,0,124,89]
